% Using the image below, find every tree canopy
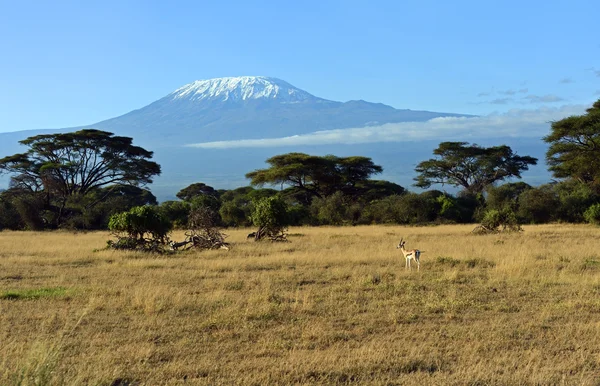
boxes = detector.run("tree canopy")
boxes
[245,153,383,204]
[0,129,161,196]
[0,129,160,227]
[544,99,600,186]
[176,182,217,201]
[414,142,537,195]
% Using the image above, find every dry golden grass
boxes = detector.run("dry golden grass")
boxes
[1,224,600,385]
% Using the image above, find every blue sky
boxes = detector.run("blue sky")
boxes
[0,0,598,133]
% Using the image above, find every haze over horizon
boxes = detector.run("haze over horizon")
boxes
[1,0,599,135]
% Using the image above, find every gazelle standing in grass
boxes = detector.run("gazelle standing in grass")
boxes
[397,238,421,271]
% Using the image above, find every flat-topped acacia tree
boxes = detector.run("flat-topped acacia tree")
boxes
[414,142,538,196]
[0,129,161,226]
[245,153,383,205]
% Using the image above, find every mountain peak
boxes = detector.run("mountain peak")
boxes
[169,76,318,103]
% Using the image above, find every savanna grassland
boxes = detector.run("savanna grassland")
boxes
[1,225,600,385]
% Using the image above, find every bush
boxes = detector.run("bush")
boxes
[485,182,532,212]
[0,197,23,230]
[310,192,361,225]
[555,180,600,223]
[159,200,191,228]
[480,208,521,232]
[517,185,559,224]
[219,200,250,227]
[359,194,437,225]
[190,194,221,213]
[250,196,290,241]
[584,203,600,225]
[107,206,173,251]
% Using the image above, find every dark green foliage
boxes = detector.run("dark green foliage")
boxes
[435,194,462,223]
[584,203,600,225]
[553,180,600,223]
[456,192,481,223]
[219,186,255,202]
[0,129,160,228]
[480,208,521,232]
[544,100,600,185]
[250,196,290,240]
[251,196,289,229]
[12,192,46,230]
[354,180,406,202]
[246,153,383,205]
[176,182,217,201]
[517,185,559,224]
[219,201,249,227]
[0,194,24,230]
[159,200,191,228]
[414,142,537,194]
[218,186,280,227]
[361,193,437,225]
[0,129,160,197]
[190,194,221,213]
[286,204,311,226]
[62,186,158,230]
[108,206,172,251]
[310,191,361,225]
[486,182,532,212]
[246,188,279,202]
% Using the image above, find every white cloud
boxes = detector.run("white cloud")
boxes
[186,104,588,149]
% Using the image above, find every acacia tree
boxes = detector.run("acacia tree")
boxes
[245,153,383,205]
[414,142,537,195]
[0,129,161,226]
[176,182,217,201]
[544,99,600,186]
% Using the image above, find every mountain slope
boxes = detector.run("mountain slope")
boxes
[89,76,471,145]
[0,76,491,199]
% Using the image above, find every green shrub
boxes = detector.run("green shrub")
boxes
[250,196,290,241]
[480,208,521,232]
[219,200,249,227]
[555,180,600,223]
[517,185,559,224]
[159,200,191,228]
[108,206,173,251]
[584,203,600,225]
[310,192,360,225]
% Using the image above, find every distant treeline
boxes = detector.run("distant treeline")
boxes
[1,100,600,230]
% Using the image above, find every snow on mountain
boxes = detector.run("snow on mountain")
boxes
[170,76,318,103]
[0,76,485,200]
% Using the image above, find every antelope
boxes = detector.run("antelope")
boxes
[397,238,421,271]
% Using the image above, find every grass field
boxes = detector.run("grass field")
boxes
[1,224,600,385]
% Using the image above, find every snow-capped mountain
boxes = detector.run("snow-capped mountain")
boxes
[170,76,320,103]
[86,76,468,144]
[0,76,484,199]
